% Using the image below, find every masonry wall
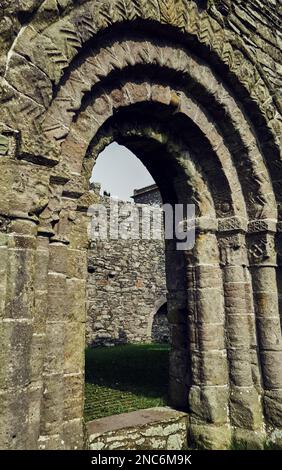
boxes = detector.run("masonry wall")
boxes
[86,189,168,347]
[87,408,188,451]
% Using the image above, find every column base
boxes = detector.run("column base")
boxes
[189,422,231,450]
[266,427,282,449]
[231,428,265,450]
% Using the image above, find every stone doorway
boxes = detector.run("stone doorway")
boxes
[84,137,190,436]
[1,0,282,451]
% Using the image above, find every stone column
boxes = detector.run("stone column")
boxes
[28,235,49,449]
[166,239,190,410]
[188,218,231,450]
[218,217,265,448]
[62,190,92,449]
[275,223,282,332]
[38,241,67,450]
[0,217,37,449]
[0,141,53,449]
[0,217,9,448]
[247,221,282,444]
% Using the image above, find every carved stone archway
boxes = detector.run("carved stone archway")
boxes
[0,0,282,450]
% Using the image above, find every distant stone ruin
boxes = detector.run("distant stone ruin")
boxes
[86,183,169,347]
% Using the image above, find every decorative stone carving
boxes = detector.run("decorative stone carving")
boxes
[248,234,276,266]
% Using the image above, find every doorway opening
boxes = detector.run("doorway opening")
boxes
[85,142,172,421]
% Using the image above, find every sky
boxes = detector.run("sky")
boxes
[90,142,155,201]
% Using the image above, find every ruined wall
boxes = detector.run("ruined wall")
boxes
[86,186,168,347]
[132,184,163,206]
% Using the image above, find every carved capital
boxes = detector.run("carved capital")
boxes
[218,232,247,266]
[218,216,248,233]
[248,219,277,235]
[247,233,276,266]
[195,216,218,234]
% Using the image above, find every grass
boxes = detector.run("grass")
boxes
[84,343,170,422]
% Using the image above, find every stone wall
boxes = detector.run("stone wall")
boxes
[86,185,168,347]
[132,184,163,206]
[87,407,188,451]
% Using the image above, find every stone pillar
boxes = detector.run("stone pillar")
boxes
[218,217,265,448]
[188,219,231,450]
[0,141,54,449]
[247,221,282,444]
[0,217,37,449]
[64,245,87,449]
[0,217,9,448]
[35,174,90,450]
[38,241,67,450]
[28,235,49,449]
[276,223,282,332]
[166,239,190,410]
[62,191,91,449]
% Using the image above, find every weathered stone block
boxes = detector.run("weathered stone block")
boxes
[189,385,229,425]
[67,249,87,279]
[257,317,282,350]
[230,386,264,430]
[0,388,30,449]
[228,348,253,387]
[63,374,84,421]
[189,423,231,450]
[261,352,282,389]
[254,292,279,318]
[30,334,45,382]
[33,291,48,334]
[4,247,35,319]
[40,374,63,435]
[192,350,228,386]
[64,321,85,374]
[43,323,64,375]
[264,389,282,428]
[48,243,68,275]
[67,278,86,322]
[63,418,84,450]
[190,322,225,351]
[47,273,67,320]
[0,320,32,388]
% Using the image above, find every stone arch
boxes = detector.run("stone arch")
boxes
[151,300,170,344]
[1,0,282,451]
[147,296,168,341]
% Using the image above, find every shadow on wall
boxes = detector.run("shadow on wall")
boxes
[88,328,129,348]
[152,302,170,344]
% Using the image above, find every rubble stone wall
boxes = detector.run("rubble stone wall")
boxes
[86,190,168,347]
[87,407,188,451]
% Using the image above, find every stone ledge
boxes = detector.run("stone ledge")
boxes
[87,407,188,451]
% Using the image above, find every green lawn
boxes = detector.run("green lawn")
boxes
[84,343,170,422]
